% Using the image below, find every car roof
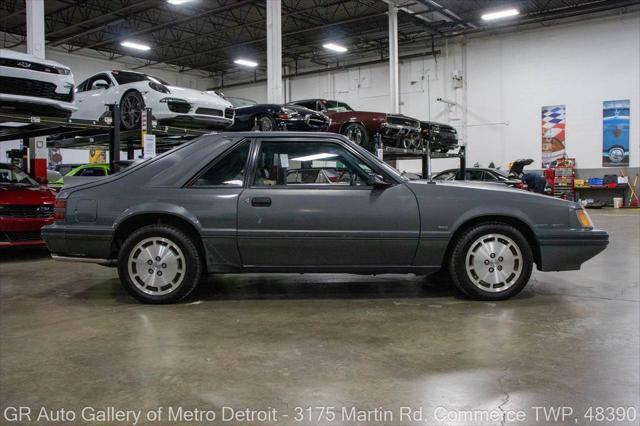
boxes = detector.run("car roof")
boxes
[218,131,346,140]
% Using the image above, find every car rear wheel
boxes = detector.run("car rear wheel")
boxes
[120,91,144,130]
[253,114,277,131]
[448,223,533,300]
[343,123,369,146]
[117,225,202,304]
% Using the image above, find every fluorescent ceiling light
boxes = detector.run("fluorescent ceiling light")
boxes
[120,41,151,51]
[323,43,348,53]
[234,58,258,67]
[291,153,338,162]
[481,8,519,21]
[167,0,192,4]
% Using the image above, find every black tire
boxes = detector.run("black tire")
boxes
[117,224,202,304]
[448,223,533,300]
[252,114,277,131]
[342,122,369,147]
[119,90,145,130]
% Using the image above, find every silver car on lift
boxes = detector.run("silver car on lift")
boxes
[42,132,608,304]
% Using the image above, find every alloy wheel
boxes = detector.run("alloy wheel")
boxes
[345,126,363,145]
[258,116,273,131]
[127,237,185,296]
[121,93,143,129]
[464,233,523,292]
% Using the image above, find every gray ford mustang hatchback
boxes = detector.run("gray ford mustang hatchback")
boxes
[42,132,608,304]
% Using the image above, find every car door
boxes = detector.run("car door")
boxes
[74,73,114,120]
[237,137,420,268]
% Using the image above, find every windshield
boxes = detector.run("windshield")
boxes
[112,70,169,86]
[0,164,39,187]
[323,100,353,112]
[229,97,257,108]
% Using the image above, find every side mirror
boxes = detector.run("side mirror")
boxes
[367,174,391,188]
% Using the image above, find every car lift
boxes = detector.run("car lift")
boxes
[0,105,209,174]
[373,134,466,179]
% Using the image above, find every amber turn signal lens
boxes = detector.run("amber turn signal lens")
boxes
[576,209,593,228]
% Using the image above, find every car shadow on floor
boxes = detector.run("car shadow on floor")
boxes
[190,273,459,301]
[75,272,461,304]
[0,246,51,263]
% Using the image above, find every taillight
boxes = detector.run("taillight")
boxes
[54,199,66,221]
[278,113,289,120]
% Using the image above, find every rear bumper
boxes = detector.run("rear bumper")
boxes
[537,229,609,271]
[41,224,113,260]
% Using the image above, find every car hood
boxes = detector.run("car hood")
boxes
[410,179,573,206]
[0,185,56,204]
[0,49,71,71]
[165,86,233,109]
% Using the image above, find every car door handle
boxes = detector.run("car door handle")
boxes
[251,197,271,207]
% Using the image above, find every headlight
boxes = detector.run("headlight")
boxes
[576,209,593,228]
[54,66,71,75]
[149,81,170,94]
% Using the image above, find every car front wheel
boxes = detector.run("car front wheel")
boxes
[117,225,202,304]
[448,223,533,300]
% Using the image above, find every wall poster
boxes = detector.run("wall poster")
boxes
[541,104,566,168]
[602,99,630,167]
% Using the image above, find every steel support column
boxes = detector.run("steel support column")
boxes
[388,2,400,114]
[266,0,283,104]
[26,0,47,182]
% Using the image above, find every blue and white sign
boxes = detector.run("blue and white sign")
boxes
[602,99,630,167]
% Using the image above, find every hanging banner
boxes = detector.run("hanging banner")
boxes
[541,105,566,168]
[602,99,630,167]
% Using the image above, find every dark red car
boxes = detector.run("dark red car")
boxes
[0,163,55,247]
[289,99,422,151]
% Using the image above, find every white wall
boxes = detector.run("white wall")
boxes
[222,12,640,174]
[465,12,640,171]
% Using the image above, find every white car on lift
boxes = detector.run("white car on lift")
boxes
[72,70,234,130]
[0,49,77,118]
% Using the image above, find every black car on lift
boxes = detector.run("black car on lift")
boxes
[421,121,458,152]
[216,93,330,132]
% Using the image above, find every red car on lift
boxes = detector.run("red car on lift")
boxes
[0,163,55,247]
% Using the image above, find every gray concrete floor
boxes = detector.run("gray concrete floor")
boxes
[1,209,638,426]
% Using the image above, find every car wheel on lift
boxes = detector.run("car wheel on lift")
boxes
[119,91,145,130]
[253,114,277,131]
[117,224,202,304]
[343,123,369,146]
[448,223,533,300]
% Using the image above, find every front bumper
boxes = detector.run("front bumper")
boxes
[0,216,54,247]
[537,228,609,271]
[381,123,422,149]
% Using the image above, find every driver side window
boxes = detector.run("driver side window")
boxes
[253,141,373,188]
